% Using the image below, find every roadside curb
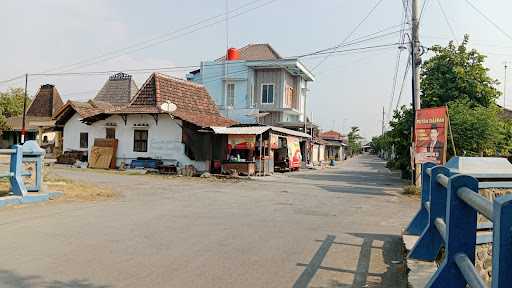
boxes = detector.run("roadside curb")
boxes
[402,233,437,287]
[0,191,63,208]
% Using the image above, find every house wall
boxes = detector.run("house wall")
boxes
[190,61,258,124]
[63,113,208,170]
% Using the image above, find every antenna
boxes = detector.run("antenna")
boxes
[160,100,177,113]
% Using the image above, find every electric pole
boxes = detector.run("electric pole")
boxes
[411,0,421,111]
[504,62,508,108]
[411,0,422,185]
[381,106,385,135]
[21,73,28,144]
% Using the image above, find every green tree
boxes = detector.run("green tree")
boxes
[0,88,31,130]
[447,99,504,156]
[347,126,363,155]
[421,35,500,108]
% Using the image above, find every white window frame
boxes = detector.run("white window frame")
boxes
[226,82,235,107]
[261,83,275,104]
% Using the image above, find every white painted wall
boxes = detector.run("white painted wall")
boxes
[63,112,208,170]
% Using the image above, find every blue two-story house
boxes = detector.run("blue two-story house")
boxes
[187,44,315,131]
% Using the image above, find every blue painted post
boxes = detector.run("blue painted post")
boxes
[426,174,479,287]
[408,165,450,261]
[9,145,27,196]
[492,194,512,288]
[406,162,436,235]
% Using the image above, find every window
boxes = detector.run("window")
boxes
[227,83,235,107]
[80,132,88,148]
[133,130,148,152]
[106,128,116,139]
[261,84,274,104]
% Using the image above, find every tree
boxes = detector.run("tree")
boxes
[347,126,363,155]
[447,99,504,156]
[421,35,500,108]
[0,88,31,130]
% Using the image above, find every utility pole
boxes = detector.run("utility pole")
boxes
[21,73,28,144]
[504,62,508,108]
[381,106,385,135]
[411,0,422,185]
[411,0,421,111]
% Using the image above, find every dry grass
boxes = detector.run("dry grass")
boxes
[44,173,117,202]
[402,184,420,195]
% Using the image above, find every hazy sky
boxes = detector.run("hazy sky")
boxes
[1,0,512,139]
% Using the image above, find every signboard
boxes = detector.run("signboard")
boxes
[227,134,256,150]
[414,107,448,164]
[287,136,302,168]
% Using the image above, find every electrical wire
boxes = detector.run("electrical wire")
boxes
[311,0,386,71]
[395,54,412,112]
[464,0,512,43]
[41,0,278,74]
[436,0,457,42]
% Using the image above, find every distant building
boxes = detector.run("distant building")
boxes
[318,130,348,161]
[1,84,64,150]
[187,43,316,132]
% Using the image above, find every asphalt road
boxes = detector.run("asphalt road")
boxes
[0,154,416,288]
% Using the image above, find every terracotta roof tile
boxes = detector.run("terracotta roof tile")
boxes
[93,72,138,106]
[26,84,64,117]
[109,73,236,127]
[215,43,282,62]
[319,130,344,141]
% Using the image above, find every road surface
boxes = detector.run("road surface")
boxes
[0,154,416,287]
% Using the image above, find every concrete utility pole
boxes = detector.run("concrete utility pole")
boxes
[504,62,508,108]
[411,0,421,111]
[21,73,28,144]
[381,106,385,135]
[411,0,422,185]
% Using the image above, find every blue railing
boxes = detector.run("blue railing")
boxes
[406,162,512,287]
[0,145,28,196]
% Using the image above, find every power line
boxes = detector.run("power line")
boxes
[419,0,430,22]
[387,3,409,122]
[395,54,412,112]
[436,0,457,42]
[42,0,278,74]
[311,0,386,70]
[464,0,512,43]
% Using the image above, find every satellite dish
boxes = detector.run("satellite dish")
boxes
[160,100,177,113]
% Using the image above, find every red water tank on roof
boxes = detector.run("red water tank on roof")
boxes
[226,48,240,60]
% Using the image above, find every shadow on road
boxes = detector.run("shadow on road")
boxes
[294,233,406,288]
[0,270,111,288]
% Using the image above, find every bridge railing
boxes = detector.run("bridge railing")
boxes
[406,162,512,287]
[0,145,28,196]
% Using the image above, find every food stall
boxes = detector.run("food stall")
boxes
[222,134,257,176]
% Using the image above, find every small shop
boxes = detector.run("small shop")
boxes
[211,126,310,175]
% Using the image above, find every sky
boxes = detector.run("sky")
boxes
[1,0,512,139]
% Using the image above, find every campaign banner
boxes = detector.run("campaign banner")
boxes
[287,136,302,168]
[415,107,448,164]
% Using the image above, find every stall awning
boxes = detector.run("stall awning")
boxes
[211,125,312,139]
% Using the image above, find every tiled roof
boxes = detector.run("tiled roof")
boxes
[5,116,53,131]
[26,84,64,117]
[53,100,115,126]
[319,130,344,141]
[215,43,282,62]
[109,73,235,127]
[93,72,138,106]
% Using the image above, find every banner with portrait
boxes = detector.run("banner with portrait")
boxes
[414,107,448,164]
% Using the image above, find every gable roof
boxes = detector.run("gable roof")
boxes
[93,72,138,106]
[53,100,114,126]
[319,130,344,141]
[26,84,64,117]
[87,73,235,127]
[215,43,282,62]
